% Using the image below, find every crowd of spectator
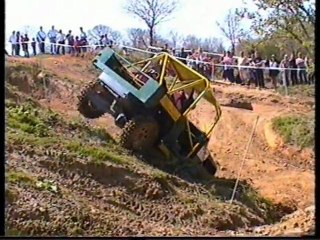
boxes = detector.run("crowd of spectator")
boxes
[8,26,114,58]
[7,27,315,89]
[158,44,315,89]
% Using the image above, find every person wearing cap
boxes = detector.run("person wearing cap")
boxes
[269,54,280,89]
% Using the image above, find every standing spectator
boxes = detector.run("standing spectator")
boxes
[56,30,66,55]
[74,36,81,56]
[48,25,58,54]
[79,27,88,53]
[15,31,21,56]
[296,52,307,84]
[20,34,25,56]
[121,47,128,56]
[99,35,104,49]
[248,53,256,87]
[22,34,29,58]
[306,58,314,84]
[36,26,46,54]
[197,48,205,75]
[9,31,16,56]
[280,54,290,87]
[289,53,298,85]
[202,53,212,80]
[253,51,265,89]
[108,39,114,48]
[193,49,201,72]
[179,47,188,64]
[186,52,194,68]
[220,51,227,81]
[269,54,280,89]
[31,38,37,56]
[66,30,74,54]
[222,51,235,83]
[161,43,170,53]
[102,34,109,48]
[238,51,249,85]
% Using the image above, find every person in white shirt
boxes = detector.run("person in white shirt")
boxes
[56,30,66,55]
[9,31,16,56]
[48,25,58,54]
[296,52,307,84]
[238,51,249,84]
[36,26,46,54]
[269,54,280,89]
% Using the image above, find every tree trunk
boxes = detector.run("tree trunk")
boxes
[149,27,154,46]
[231,43,235,55]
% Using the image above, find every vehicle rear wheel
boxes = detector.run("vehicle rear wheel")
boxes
[119,116,159,151]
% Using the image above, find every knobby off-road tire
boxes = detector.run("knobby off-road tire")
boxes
[77,81,106,119]
[119,116,159,151]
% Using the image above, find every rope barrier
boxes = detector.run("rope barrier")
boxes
[229,115,260,205]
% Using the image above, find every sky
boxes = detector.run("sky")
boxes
[5,0,253,48]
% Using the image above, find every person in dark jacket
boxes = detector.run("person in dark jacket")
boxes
[179,47,188,64]
[289,53,298,85]
[15,31,21,56]
[253,51,265,89]
[22,34,30,58]
[31,38,36,56]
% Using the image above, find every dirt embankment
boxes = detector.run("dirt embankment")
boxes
[5,55,315,237]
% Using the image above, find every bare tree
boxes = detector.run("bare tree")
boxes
[110,31,122,44]
[169,30,182,49]
[183,35,202,50]
[88,25,122,44]
[124,0,178,46]
[216,9,246,53]
[202,37,225,52]
[127,28,149,48]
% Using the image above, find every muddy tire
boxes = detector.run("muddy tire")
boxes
[119,116,159,151]
[202,156,217,176]
[77,81,106,119]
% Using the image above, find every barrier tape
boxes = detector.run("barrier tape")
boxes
[7,40,310,71]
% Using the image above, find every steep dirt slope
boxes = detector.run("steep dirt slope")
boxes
[5,55,315,237]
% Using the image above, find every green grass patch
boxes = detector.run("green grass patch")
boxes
[272,113,314,148]
[64,140,124,165]
[6,170,35,186]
